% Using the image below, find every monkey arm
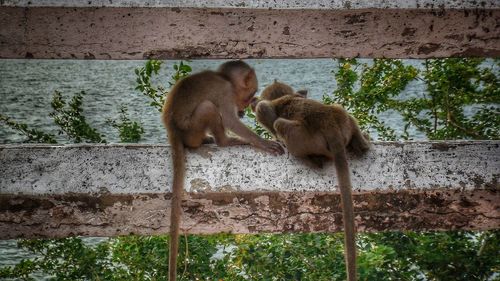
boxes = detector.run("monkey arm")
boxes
[222,109,266,144]
[221,107,283,155]
[255,101,278,136]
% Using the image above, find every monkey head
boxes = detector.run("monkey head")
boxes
[238,69,258,110]
[250,81,308,112]
[218,60,259,112]
[261,80,295,101]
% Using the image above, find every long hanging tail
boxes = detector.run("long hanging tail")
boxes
[333,149,357,281]
[167,125,185,281]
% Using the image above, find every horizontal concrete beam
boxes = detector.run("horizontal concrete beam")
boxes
[0,142,498,238]
[2,0,498,9]
[1,142,499,194]
[0,190,498,239]
[1,7,498,59]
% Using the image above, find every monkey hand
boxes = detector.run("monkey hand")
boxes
[256,139,284,155]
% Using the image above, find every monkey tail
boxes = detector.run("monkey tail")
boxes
[167,123,185,281]
[333,149,357,281]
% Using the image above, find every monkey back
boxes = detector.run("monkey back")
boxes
[163,71,234,131]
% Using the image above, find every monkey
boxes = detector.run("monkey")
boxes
[252,81,370,281]
[259,79,308,102]
[161,61,284,281]
[251,80,308,115]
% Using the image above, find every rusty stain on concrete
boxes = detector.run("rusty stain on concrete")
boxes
[0,189,498,239]
[190,178,212,192]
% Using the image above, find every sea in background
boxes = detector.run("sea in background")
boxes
[0,58,433,144]
[0,58,497,276]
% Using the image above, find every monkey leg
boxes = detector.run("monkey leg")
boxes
[346,117,370,157]
[306,155,331,169]
[184,100,247,147]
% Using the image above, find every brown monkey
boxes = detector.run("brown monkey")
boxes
[162,61,284,281]
[251,80,307,114]
[259,80,308,101]
[253,81,369,281]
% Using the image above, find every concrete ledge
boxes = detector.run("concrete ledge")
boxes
[2,0,498,9]
[1,7,498,59]
[0,141,499,238]
[1,142,499,194]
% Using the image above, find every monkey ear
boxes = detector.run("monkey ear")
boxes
[244,70,257,87]
[296,89,308,98]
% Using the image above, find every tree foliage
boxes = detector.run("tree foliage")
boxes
[1,91,144,144]
[322,58,499,141]
[135,60,192,112]
[0,114,57,144]
[50,91,106,143]
[106,106,145,143]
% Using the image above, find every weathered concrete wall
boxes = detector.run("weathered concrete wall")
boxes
[1,190,498,238]
[0,142,498,238]
[2,0,498,9]
[0,7,498,59]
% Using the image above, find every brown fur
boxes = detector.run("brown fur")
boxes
[162,61,283,281]
[254,81,370,281]
[260,80,295,100]
[251,81,307,114]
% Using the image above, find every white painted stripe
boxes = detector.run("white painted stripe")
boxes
[1,0,498,9]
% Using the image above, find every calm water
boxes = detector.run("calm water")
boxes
[0,59,429,144]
